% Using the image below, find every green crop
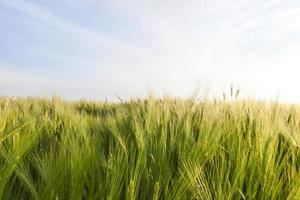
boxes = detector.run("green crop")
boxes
[0,96,300,199]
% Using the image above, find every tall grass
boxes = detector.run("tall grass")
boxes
[0,96,300,199]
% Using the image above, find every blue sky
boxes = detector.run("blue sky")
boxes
[1,0,300,101]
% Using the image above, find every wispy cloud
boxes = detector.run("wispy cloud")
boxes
[1,0,300,102]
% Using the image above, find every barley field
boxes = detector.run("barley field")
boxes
[1,96,300,199]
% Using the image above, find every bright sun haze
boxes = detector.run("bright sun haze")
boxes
[0,0,300,102]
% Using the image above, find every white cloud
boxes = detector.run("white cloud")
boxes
[1,0,300,102]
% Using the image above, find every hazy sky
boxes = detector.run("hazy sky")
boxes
[1,0,300,101]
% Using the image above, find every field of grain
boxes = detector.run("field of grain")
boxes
[1,96,300,199]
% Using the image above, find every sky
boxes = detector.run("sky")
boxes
[1,0,300,102]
